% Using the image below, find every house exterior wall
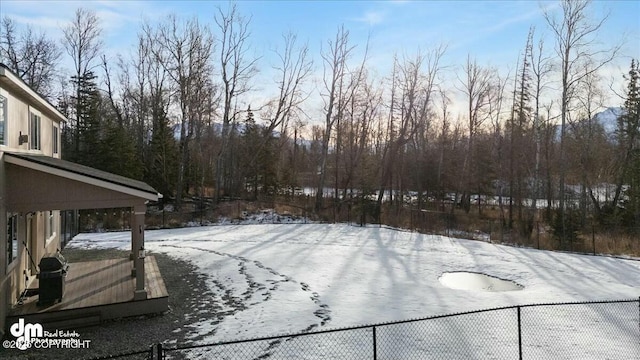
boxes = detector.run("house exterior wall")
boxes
[0,156,7,335]
[0,80,63,336]
[0,86,60,157]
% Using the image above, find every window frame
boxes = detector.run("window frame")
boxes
[29,110,41,151]
[7,213,18,268]
[52,124,59,154]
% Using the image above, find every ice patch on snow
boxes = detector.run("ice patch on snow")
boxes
[439,272,524,292]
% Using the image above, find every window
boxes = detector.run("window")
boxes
[7,213,18,266]
[0,95,6,145]
[46,211,55,240]
[30,112,41,150]
[53,125,59,154]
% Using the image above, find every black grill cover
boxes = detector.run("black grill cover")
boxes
[38,253,69,306]
[39,253,68,272]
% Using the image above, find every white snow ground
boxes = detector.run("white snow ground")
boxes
[438,271,524,292]
[68,223,640,359]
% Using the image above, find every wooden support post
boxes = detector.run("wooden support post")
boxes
[132,204,147,300]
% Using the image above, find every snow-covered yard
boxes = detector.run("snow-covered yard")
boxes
[68,223,640,358]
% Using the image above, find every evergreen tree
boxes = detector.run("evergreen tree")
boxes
[620,59,640,230]
[509,27,534,235]
[146,100,178,201]
[99,117,142,180]
[260,130,279,196]
[61,69,144,180]
[237,106,280,199]
[241,106,258,197]
[63,70,100,165]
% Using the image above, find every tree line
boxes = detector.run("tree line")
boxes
[1,0,638,241]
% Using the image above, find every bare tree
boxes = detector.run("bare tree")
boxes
[215,3,258,200]
[63,8,103,76]
[263,31,313,135]
[0,17,61,99]
[315,25,356,212]
[233,31,313,198]
[436,88,452,210]
[543,0,621,242]
[401,45,447,209]
[530,35,554,214]
[100,55,124,126]
[119,32,154,168]
[146,14,214,208]
[487,70,510,221]
[575,60,607,211]
[457,55,495,212]
[240,31,313,191]
[133,29,177,197]
[333,40,371,215]
[541,101,559,219]
[61,8,103,155]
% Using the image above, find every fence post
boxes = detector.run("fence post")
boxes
[517,306,523,360]
[156,343,162,360]
[372,325,377,360]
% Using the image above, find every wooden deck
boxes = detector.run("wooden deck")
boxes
[7,256,168,330]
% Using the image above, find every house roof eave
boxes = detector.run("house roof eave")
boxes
[4,152,160,202]
[0,63,68,123]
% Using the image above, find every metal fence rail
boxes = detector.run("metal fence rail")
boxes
[86,345,154,360]
[134,299,639,360]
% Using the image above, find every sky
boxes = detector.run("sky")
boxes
[1,0,639,123]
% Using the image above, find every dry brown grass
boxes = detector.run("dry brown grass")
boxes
[79,196,640,258]
[590,232,640,257]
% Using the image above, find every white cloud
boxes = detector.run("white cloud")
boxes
[483,5,546,35]
[353,10,385,26]
[3,13,66,30]
[2,0,155,30]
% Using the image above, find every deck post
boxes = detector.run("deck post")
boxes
[132,204,147,300]
[130,207,138,276]
[129,211,136,261]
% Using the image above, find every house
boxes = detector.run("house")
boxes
[0,63,165,336]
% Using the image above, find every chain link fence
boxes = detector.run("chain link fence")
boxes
[86,346,154,360]
[162,327,374,360]
[75,199,315,232]
[81,299,639,360]
[401,208,640,257]
[519,300,639,359]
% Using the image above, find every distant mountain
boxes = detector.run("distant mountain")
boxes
[172,122,229,139]
[172,121,268,140]
[549,106,623,142]
[593,106,624,136]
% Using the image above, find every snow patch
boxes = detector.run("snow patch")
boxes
[439,272,524,292]
[68,223,640,354]
[217,209,311,225]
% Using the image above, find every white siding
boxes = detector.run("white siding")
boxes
[0,85,60,156]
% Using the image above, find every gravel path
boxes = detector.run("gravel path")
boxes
[1,248,209,360]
